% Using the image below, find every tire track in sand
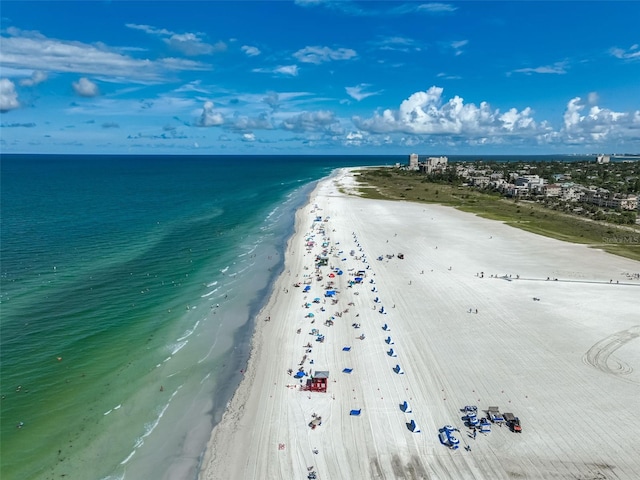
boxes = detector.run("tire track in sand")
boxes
[582,326,640,381]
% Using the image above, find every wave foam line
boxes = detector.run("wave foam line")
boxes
[176,320,200,341]
[201,288,219,298]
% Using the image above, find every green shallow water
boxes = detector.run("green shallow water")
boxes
[0,154,396,480]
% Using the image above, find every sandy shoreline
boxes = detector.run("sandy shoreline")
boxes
[199,168,640,480]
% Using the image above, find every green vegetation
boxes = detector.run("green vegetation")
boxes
[354,168,640,262]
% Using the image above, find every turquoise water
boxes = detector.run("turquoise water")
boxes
[0,154,396,480]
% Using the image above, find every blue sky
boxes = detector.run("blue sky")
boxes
[1,1,639,155]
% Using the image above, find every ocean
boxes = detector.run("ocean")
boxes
[0,154,397,480]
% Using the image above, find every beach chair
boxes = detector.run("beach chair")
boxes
[400,401,412,413]
[342,368,353,374]
[382,323,389,331]
[393,364,404,374]
[408,419,421,433]
[387,348,397,357]
[350,409,361,416]
[385,336,394,345]
[342,346,351,351]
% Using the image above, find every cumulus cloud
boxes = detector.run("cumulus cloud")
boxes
[345,84,382,101]
[562,96,640,143]
[241,132,256,142]
[352,86,539,137]
[19,70,48,87]
[241,45,261,57]
[610,44,640,60]
[198,101,224,127]
[72,77,99,97]
[281,110,338,132]
[0,78,20,112]
[126,23,223,56]
[293,46,357,64]
[263,91,280,111]
[344,130,366,146]
[1,28,210,83]
[230,112,273,132]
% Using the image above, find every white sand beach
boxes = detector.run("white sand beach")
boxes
[200,169,640,480]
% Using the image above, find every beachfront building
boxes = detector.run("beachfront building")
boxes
[597,154,611,164]
[514,174,545,193]
[582,189,639,210]
[408,153,419,171]
[542,184,562,197]
[420,156,449,174]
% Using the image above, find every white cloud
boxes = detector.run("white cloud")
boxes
[198,101,224,127]
[19,70,48,87]
[449,40,468,56]
[293,46,357,64]
[352,86,539,137]
[174,80,211,94]
[373,35,420,52]
[344,130,366,146]
[230,113,273,132]
[263,91,280,111]
[125,24,172,36]
[253,65,299,76]
[437,72,462,80]
[73,77,99,97]
[610,44,640,60]
[1,29,210,83]
[126,24,223,56]
[167,34,225,56]
[295,0,456,17]
[281,110,338,132]
[587,92,599,105]
[512,61,568,75]
[345,84,382,101]
[242,132,256,142]
[562,96,640,143]
[416,3,458,13]
[275,65,299,76]
[0,78,20,111]
[241,45,261,57]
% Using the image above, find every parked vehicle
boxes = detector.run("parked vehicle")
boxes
[503,412,522,432]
